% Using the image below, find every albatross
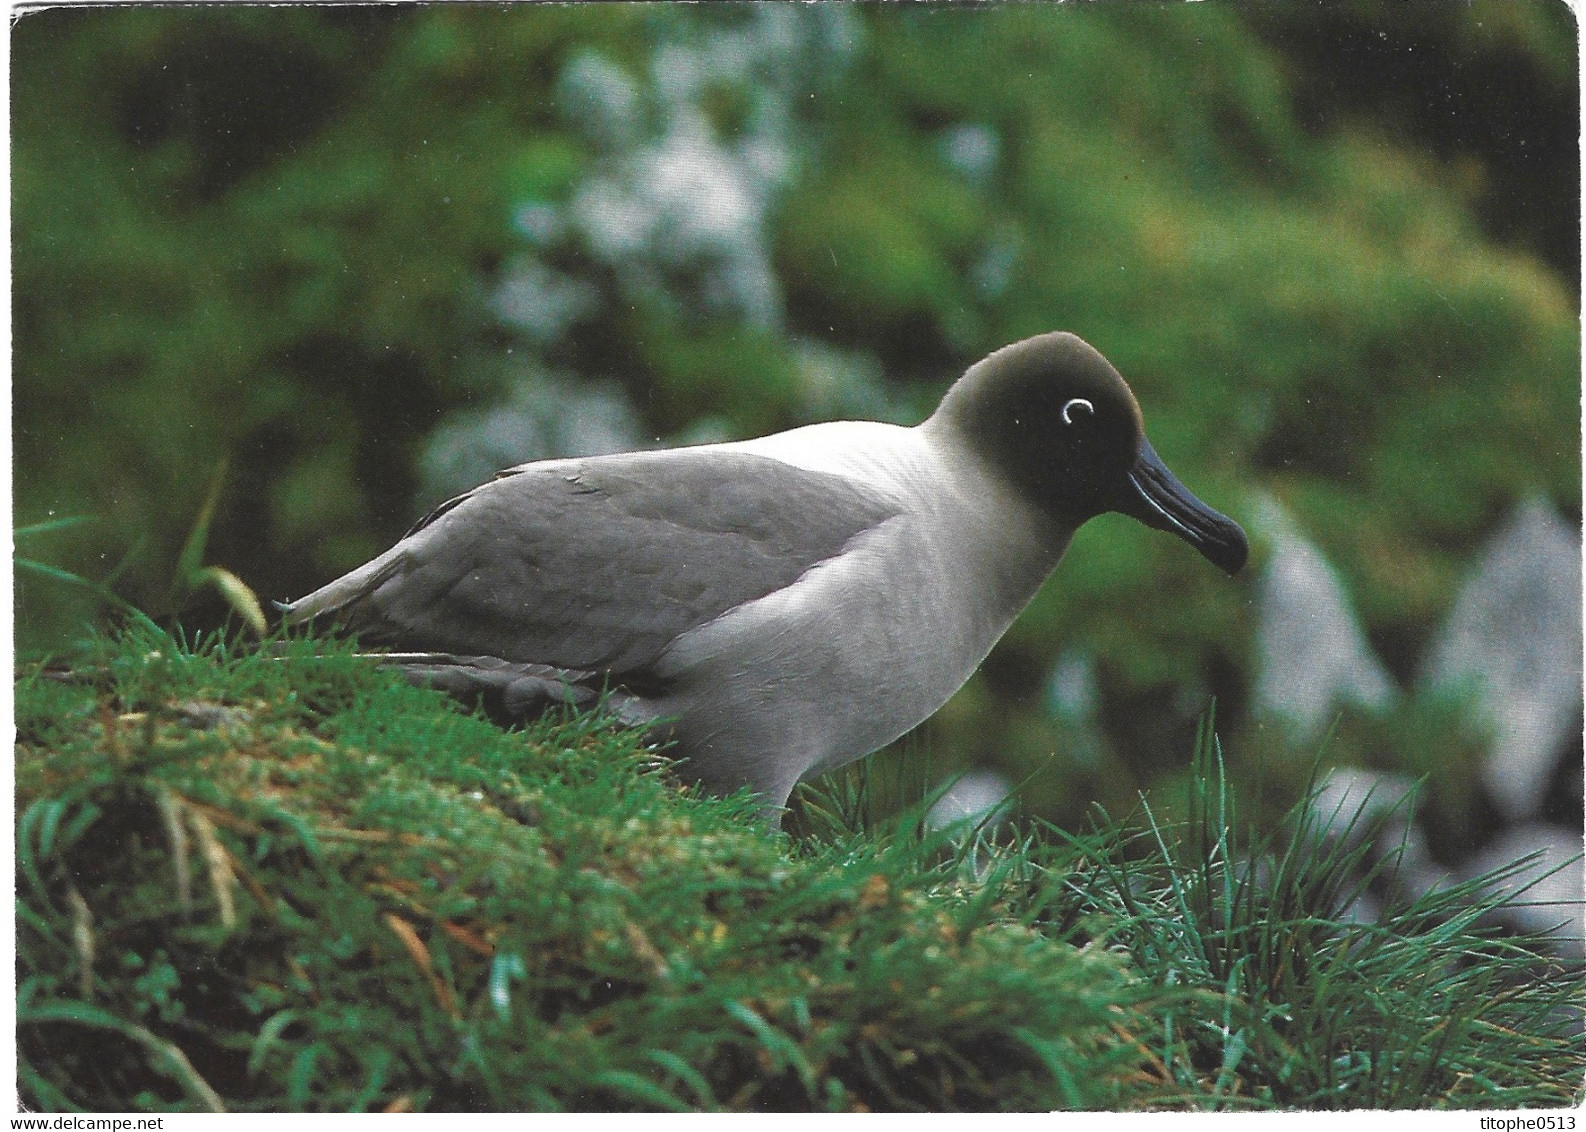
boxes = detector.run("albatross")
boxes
[284,332,1248,810]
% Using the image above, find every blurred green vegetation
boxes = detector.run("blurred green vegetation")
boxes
[13,3,1580,833]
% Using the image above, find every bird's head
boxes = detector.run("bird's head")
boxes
[931,331,1248,575]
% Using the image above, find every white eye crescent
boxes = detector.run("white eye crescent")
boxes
[1062,398,1094,425]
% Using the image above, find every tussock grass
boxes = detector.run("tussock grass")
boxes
[1039,718,1586,1108]
[16,630,1586,1111]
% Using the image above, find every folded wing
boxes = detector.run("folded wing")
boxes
[284,449,902,684]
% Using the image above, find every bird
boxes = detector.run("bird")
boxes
[283,332,1248,812]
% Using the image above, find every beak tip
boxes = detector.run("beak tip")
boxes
[1123,442,1249,579]
[1217,532,1250,576]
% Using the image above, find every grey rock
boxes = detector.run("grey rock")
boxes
[1309,765,1418,847]
[1253,498,1397,738]
[1306,766,1448,906]
[1421,498,1583,822]
[926,769,1014,832]
[1463,824,1584,959]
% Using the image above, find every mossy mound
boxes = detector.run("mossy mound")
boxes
[17,632,1166,1112]
[17,630,1585,1111]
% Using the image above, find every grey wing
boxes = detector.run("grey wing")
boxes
[283,449,901,680]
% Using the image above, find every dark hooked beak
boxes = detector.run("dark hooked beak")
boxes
[1115,438,1248,575]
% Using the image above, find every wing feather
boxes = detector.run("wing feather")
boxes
[286,448,900,679]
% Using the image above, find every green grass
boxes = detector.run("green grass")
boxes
[16,629,1586,1111]
[1039,718,1586,1108]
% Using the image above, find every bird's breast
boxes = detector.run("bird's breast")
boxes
[659,423,1072,774]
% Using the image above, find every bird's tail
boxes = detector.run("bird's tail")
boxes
[371,652,650,730]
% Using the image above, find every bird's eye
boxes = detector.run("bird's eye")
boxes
[1061,398,1095,425]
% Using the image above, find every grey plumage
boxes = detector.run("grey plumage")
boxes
[284,332,1248,811]
[295,451,899,677]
